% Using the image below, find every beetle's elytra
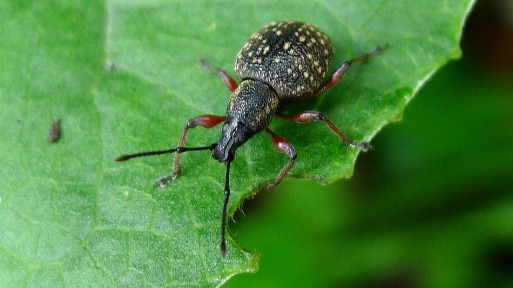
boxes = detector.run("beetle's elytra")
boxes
[117,20,385,258]
[235,21,334,109]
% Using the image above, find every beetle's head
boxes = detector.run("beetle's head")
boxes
[212,80,279,163]
[212,118,253,163]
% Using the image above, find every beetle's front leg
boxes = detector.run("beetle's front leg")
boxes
[153,114,226,187]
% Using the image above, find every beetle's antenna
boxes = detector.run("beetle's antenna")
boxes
[220,160,231,259]
[116,144,217,161]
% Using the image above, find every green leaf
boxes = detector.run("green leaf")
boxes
[0,0,475,287]
[225,60,513,288]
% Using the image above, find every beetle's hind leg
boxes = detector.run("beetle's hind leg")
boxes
[312,44,387,98]
[278,111,371,151]
[198,59,238,92]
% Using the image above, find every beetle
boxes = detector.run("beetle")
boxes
[117,20,385,258]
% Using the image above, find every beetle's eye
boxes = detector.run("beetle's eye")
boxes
[237,121,247,129]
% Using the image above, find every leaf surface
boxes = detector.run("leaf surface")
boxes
[0,0,475,286]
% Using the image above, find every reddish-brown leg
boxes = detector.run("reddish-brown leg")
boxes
[313,45,386,98]
[198,59,238,92]
[278,111,370,151]
[264,128,297,190]
[153,114,226,187]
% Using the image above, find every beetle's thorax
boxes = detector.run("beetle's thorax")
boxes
[212,79,279,162]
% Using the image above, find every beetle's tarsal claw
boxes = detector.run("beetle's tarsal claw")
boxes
[350,141,372,152]
[152,173,177,188]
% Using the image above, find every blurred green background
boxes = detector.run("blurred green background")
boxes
[225,1,513,287]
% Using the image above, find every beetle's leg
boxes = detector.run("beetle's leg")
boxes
[198,59,238,92]
[312,45,386,98]
[154,114,226,187]
[278,111,371,151]
[173,115,226,174]
[264,128,297,190]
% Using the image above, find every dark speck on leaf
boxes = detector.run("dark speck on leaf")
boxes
[48,119,61,143]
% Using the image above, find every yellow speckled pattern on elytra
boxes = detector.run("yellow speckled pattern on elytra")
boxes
[235,21,334,110]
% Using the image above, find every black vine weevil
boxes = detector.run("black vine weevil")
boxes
[117,20,385,258]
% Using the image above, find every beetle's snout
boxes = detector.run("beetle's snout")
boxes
[212,121,238,163]
[211,143,233,163]
[212,120,253,163]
